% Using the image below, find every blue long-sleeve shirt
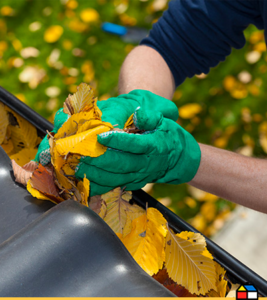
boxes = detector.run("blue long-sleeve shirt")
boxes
[140,0,266,87]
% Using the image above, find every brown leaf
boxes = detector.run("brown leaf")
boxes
[165,283,196,297]
[153,269,196,297]
[30,164,64,203]
[152,269,169,285]
[89,195,107,218]
[63,83,101,117]
[22,160,38,172]
[12,159,33,186]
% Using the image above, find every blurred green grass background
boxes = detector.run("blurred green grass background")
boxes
[0,0,266,237]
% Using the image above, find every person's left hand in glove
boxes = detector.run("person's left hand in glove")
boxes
[75,106,201,195]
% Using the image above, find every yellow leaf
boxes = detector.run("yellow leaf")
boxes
[230,84,248,99]
[223,76,236,91]
[66,0,78,9]
[10,147,37,167]
[188,186,218,202]
[121,213,146,255]
[5,107,38,150]
[102,187,144,235]
[54,169,73,190]
[55,112,101,139]
[1,138,14,154]
[121,208,167,276]
[55,125,111,157]
[165,229,216,295]
[202,247,214,260]
[77,176,90,207]
[44,25,63,43]
[76,119,113,134]
[68,18,88,33]
[123,212,134,237]
[1,6,14,16]
[80,8,99,23]
[179,103,202,119]
[98,201,107,219]
[260,135,267,153]
[50,138,64,171]
[214,136,228,148]
[254,42,266,52]
[190,214,207,232]
[62,154,80,176]
[201,202,216,222]
[0,103,9,144]
[63,83,101,116]
[184,197,197,208]
[27,180,58,204]
[214,261,227,297]
[124,113,134,128]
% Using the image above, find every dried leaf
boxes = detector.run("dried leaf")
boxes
[214,261,227,297]
[0,102,9,144]
[22,160,38,172]
[89,195,107,218]
[76,119,113,134]
[165,283,196,297]
[102,187,144,235]
[226,283,240,298]
[165,229,216,295]
[77,176,90,207]
[63,82,101,117]
[28,164,64,204]
[27,180,57,203]
[124,113,134,129]
[55,125,111,157]
[54,169,73,190]
[55,112,107,139]
[10,147,37,166]
[120,208,167,276]
[153,269,196,297]
[5,107,38,150]
[152,269,169,284]
[1,138,14,154]
[50,138,65,171]
[12,159,33,186]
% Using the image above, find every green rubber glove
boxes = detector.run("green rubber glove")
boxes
[75,106,201,196]
[35,90,178,166]
[34,108,69,165]
[97,89,178,128]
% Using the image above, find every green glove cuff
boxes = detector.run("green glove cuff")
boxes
[157,129,201,184]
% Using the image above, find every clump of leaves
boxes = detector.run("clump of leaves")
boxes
[6,83,230,296]
[11,83,113,206]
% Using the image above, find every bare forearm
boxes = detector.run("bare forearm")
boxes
[119,45,175,100]
[189,144,267,213]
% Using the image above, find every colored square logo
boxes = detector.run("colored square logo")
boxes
[237,284,258,300]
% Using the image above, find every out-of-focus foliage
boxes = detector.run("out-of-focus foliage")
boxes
[0,0,266,237]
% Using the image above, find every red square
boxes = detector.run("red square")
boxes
[237,291,247,299]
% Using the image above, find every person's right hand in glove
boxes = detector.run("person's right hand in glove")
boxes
[75,106,201,195]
